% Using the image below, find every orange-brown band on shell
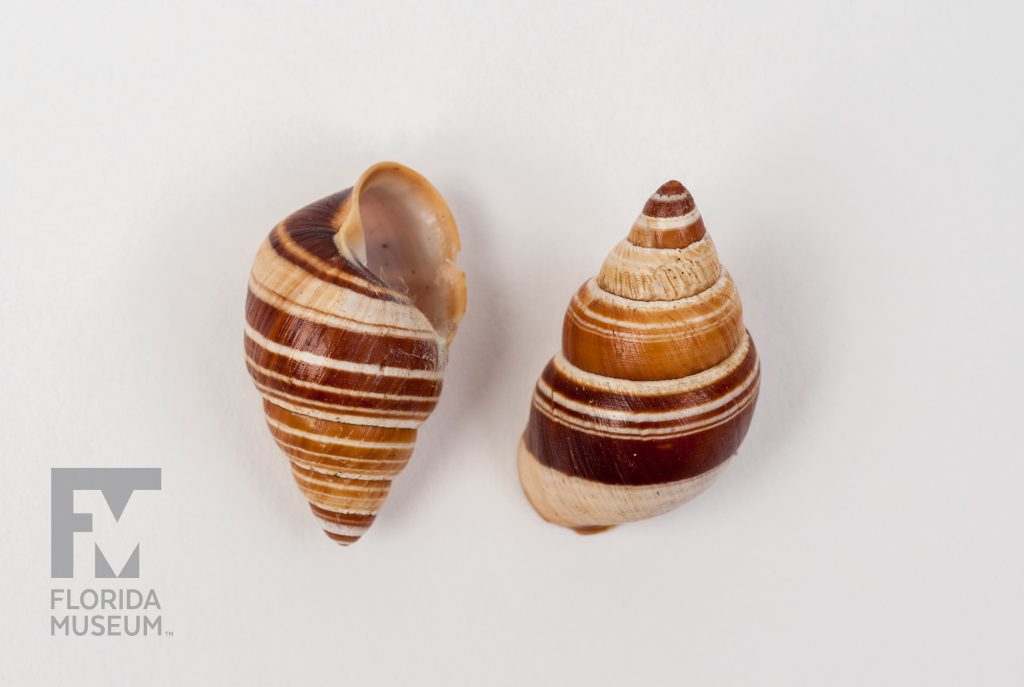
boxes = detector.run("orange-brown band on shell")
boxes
[627,216,706,250]
[263,401,418,446]
[561,276,744,381]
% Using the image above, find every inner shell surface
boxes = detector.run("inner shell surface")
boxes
[354,171,462,341]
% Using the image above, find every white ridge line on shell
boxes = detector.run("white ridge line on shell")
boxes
[250,239,441,337]
[650,191,692,202]
[254,381,430,420]
[635,207,701,230]
[248,275,439,340]
[537,361,760,425]
[315,520,371,537]
[291,468,389,493]
[552,332,752,395]
[245,355,441,402]
[288,456,395,481]
[245,324,444,380]
[532,374,759,440]
[579,271,734,317]
[262,394,424,429]
[265,416,417,449]
[274,438,410,464]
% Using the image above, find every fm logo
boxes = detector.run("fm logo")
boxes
[50,468,161,578]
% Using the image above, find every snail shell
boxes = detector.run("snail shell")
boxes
[245,162,465,545]
[518,181,760,533]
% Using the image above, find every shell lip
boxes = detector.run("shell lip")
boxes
[334,162,467,346]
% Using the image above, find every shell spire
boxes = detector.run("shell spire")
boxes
[627,180,706,250]
[518,180,760,533]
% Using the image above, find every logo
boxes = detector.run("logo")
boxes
[49,468,167,637]
[51,468,161,578]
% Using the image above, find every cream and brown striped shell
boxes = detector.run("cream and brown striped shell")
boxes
[245,162,466,546]
[518,181,760,533]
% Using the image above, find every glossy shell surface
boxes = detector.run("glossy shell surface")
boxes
[518,181,759,531]
[246,162,465,545]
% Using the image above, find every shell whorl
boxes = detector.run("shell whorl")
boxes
[245,162,465,546]
[519,181,759,532]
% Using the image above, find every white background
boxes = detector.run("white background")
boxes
[2,1,1022,684]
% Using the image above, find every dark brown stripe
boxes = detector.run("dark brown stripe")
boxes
[525,376,758,485]
[264,186,407,303]
[258,386,425,424]
[269,224,402,303]
[246,360,438,415]
[244,334,443,400]
[245,289,441,372]
[538,373,759,437]
[525,339,760,485]
[279,188,352,232]
[309,503,377,528]
[323,531,360,544]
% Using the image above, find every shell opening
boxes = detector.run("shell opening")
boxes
[341,165,465,343]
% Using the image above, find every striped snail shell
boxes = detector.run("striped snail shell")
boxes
[245,162,466,546]
[518,181,760,533]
